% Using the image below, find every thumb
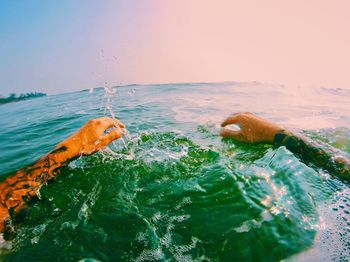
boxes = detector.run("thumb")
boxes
[221,114,241,127]
[220,128,244,141]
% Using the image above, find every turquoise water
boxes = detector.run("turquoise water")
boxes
[0,82,350,261]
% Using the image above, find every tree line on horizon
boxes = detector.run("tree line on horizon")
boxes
[0,92,47,104]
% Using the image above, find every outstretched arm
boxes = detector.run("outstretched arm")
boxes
[220,112,350,179]
[0,116,125,237]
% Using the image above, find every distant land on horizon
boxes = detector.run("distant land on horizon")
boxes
[0,92,47,105]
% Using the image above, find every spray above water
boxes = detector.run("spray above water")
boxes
[102,82,130,148]
[94,50,132,149]
[100,80,142,161]
[89,50,142,159]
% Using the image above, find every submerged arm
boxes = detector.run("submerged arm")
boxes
[220,112,350,178]
[273,129,350,178]
[0,117,125,238]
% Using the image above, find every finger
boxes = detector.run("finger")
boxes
[221,114,242,127]
[100,128,123,146]
[220,128,244,141]
[114,118,125,128]
[113,118,125,129]
[99,117,126,130]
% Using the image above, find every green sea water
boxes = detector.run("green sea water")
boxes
[0,82,350,261]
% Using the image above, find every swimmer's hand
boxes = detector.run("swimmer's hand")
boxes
[0,116,125,237]
[60,116,125,158]
[220,112,350,180]
[220,112,282,144]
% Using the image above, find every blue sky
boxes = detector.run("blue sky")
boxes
[1,1,89,94]
[0,0,156,95]
[1,0,350,95]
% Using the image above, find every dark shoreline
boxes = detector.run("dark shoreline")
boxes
[0,92,46,105]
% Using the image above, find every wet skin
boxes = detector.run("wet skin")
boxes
[0,116,125,238]
[220,112,350,178]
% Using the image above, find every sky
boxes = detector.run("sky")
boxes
[1,0,350,95]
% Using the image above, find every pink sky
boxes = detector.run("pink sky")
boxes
[131,0,350,88]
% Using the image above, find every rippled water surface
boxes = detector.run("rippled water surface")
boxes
[0,82,350,261]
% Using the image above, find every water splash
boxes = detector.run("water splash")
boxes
[92,50,132,149]
[100,82,146,162]
[2,82,350,261]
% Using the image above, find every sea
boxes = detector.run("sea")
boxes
[0,82,350,261]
